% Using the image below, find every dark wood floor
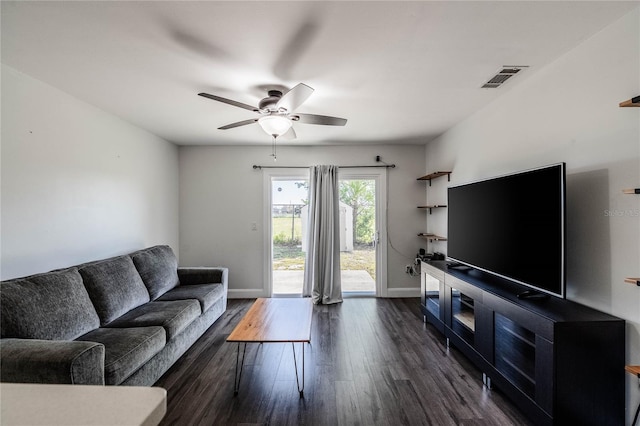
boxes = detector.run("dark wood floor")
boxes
[155,298,531,425]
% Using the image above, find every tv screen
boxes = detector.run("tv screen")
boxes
[447,163,566,298]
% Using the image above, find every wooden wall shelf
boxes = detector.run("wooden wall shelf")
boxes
[624,278,639,286]
[625,366,640,426]
[418,233,447,242]
[626,365,640,377]
[417,171,451,186]
[417,171,450,245]
[619,95,640,107]
[622,188,640,194]
[418,205,447,214]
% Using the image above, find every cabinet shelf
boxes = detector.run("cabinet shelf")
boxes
[417,205,447,214]
[622,188,640,194]
[619,95,640,107]
[497,356,536,386]
[459,293,474,309]
[417,171,451,186]
[453,311,475,332]
[418,233,447,242]
[499,324,535,348]
[624,278,639,286]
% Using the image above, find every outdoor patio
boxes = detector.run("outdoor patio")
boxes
[273,270,375,294]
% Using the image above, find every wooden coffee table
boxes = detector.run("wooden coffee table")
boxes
[227,298,313,397]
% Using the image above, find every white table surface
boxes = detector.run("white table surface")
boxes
[0,383,166,426]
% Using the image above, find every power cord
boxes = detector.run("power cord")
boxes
[384,165,423,265]
[406,259,421,277]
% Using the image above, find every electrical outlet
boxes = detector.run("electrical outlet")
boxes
[251,222,257,231]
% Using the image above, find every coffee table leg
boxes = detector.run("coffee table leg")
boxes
[234,342,247,396]
[292,342,305,398]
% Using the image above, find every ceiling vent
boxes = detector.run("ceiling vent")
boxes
[482,66,528,89]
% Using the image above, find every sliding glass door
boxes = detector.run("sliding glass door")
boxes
[270,176,308,296]
[338,169,387,296]
[264,168,387,297]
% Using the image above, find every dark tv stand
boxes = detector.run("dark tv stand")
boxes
[516,289,550,300]
[419,260,625,425]
[446,262,471,270]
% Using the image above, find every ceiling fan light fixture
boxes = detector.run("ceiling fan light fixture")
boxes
[258,115,292,137]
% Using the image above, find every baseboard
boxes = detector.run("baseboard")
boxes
[228,288,419,299]
[386,287,420,298]
[227,288,268,299]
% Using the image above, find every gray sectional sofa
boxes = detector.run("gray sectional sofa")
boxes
[0,245,228,386]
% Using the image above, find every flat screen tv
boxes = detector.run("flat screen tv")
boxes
[447,163,566,298]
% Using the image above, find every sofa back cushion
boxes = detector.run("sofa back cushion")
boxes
[79,256,150,325]
[131,245,179,300]
[0,268,100,340]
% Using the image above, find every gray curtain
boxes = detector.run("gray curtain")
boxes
[303,165,343,304]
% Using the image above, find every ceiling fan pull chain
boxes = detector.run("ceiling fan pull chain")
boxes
[271,135,277,161]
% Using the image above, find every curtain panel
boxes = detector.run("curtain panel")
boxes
[303,165,343,304]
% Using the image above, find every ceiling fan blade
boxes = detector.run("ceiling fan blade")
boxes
[198,93,258,112]
[293,113,347,126]
[280,127,297,140]
[218,118,258,130]
[276,83,314,112]
[273,19,320,80]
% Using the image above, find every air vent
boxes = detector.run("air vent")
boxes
[482,66,528,89]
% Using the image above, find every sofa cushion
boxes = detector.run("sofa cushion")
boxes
[131,245,179,300]
[0,268,100,340]
[157,283,224,313]
[105,300,200,340]
[79,256,150,325]
[77,326,165,385]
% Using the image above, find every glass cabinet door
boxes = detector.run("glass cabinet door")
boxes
[423,271,441,318]
[421,262,445,324]
[450,288,475,345]
[494,312,536,399]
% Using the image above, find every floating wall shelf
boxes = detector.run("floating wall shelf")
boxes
[418,233,447,242]
[417,171,450,247]
[619,95,640,107]
[625,366,640,424]
[418,205,447,214]
[624,278,640,286]
[622,188,640,194]
[417,171,451,186]
[626,365,640,377]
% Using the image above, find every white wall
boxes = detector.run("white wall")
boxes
[425,8,640,423]
[1,65,179,279]
[179,144,426,297]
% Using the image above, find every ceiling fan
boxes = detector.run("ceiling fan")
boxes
[198,83,347,140]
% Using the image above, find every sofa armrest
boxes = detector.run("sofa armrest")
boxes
[178,267,228,288]
[0,339,105,385]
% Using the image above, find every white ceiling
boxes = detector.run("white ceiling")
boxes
[2,1,636,146]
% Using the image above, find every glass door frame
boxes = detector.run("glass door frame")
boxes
[263,167,388,298]
[338,168,388,297]
[263,169,310,297]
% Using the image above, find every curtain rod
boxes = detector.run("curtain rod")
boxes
[253,164,395,170]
